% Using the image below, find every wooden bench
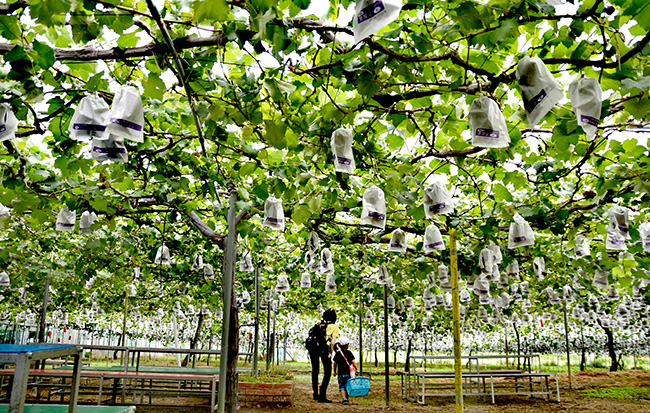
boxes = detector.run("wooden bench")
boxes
[0,368,217,410]
[0,405,134,413]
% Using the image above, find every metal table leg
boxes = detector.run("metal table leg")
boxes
[210,377,216,411]
[9,352,30,413]
[490,376,495,404]
[98,377,103,406]
[69,348,82,413]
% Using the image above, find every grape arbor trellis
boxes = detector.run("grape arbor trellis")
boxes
[1,0,650,412]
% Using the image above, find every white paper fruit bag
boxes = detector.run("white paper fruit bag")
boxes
[508,213,535,249]
[154,245,171,265]
[568,77,602,138]
[0,103,18,142]
[640,222,650,253]
[331,127,355,174]
[388,228,406,252]
[468,96,510,148]
[515,56,563,127]
[352,0,403,43]
[56,207,76,231]
[263,196,285,231]
[79,211,98,233]
[106,85,144,142]
[423,182,453,217]
[69,94,110,140]
[300,272,311,288]
[320,248,335,275]
[91,135,128,162]
[360,185,386,230]
[239,252,253,272]
[423,223,445,253]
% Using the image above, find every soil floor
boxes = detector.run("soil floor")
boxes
[131,369,650,413]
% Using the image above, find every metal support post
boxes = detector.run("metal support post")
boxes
[253,267,260,377]
[383,283,389,409]
[563,304,572,390]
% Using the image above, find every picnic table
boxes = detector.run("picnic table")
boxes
[403,354,558,404]
[0,344,82,413]
[0,368,217,410]
[80,345,234,372]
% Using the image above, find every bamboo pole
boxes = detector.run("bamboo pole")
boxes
[450,229,463,412]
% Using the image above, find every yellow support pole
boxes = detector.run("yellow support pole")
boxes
[449,229,463,412]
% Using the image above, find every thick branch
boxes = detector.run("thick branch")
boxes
[184,211,226,248]
[543,31,650,69]
[412,147,484,162]
[0,0,27,14]
[565,184,634,214]
[0,33,238,61]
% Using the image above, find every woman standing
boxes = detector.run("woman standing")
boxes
[308,308,339,403]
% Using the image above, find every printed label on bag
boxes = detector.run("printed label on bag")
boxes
[0,125,6,133]
[580,115,599,127]
[93,146,127,154]
[368,211,385,221]
[523,89,547,114]
[390,243,403,248]
[56,222,75,228]
[110,117,143,132]
[610,237,625,245]
[357,0,386,24]
[336,156,352,166]
[475,128,500,139]
[429,203,446,212]
[513,236,527,243]
[425,241,444,249]
[618,225,629,233]
[265,217,284,224]
[73,123,106,131]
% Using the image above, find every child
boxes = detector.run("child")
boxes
[332,337,358,405]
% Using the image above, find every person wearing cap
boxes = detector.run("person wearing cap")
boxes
[309,309,339,403]
[332,336,358,405]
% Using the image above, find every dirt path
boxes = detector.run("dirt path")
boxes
[235,370,650,413]
[128,369,650,412]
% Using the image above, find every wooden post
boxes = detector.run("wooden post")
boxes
[120,295,129,366]
[38,274,51,369]
[450,229,463,412]
[217,192,237,413]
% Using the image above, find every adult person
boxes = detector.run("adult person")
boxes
[307,308,339,403]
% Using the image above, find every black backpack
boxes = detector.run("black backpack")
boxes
[305,322,328,354]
